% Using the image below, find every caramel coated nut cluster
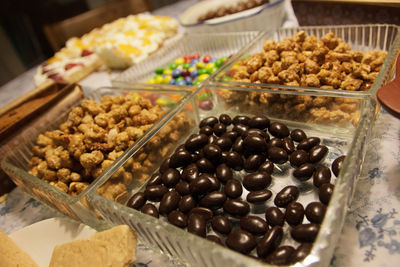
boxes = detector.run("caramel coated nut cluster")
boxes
[227,31,387,124]
[233,31,386,90]
[29,93,192,200]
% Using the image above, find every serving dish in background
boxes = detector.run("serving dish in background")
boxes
[213,24,400,95]
[112,32,263,88]
[1,86,191,228]
[88,84,378,267]
[179,0,285,33]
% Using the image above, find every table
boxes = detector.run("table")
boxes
[1,0,399,266]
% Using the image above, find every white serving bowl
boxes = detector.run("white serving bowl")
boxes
[179,0,285,33]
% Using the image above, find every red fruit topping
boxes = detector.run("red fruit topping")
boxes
[64,63,83,70]
[48,73,65,84]
[81,49,93,57]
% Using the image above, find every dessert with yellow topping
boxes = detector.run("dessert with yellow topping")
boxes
[34,13,179,86]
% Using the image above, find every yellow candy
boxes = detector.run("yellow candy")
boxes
[231,64,240,70]
[154,75,164,84]
[196,62,205,69]
[147,78,155,84]
[198,73,209,82]
[163,76,172,84]
[163,69,173,75]
[175,57,185,65]
[156,98,168,106]
[188,67,196,73]
[206,62,216,69]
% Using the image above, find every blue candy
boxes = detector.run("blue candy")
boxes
[176,80,187,86]
[172,69,181,78]
[190,69,199,78]
[208,57,217,63]
[168,78,176,85]
[184,76,193,85]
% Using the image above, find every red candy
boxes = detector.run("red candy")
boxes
[203,55,211,63]
[192,53,201,59]
[181,69,190,77]
[184,55,192,63]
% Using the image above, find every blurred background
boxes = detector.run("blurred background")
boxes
[0,0,399,87]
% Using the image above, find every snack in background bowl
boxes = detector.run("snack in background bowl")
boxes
[179,0,285,33]
[147,54,229,86]
[197,0,269,22]
[35,14,179,86]
[220,31,387,125]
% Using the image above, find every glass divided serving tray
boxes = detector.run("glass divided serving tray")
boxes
[87,84,378,267]
[1,86,191,228]
[112,32,263,88]
[213,24,400,95]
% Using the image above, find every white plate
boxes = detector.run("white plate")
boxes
[9,217,97,267]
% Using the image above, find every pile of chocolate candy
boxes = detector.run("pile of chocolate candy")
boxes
[127,113,345,264]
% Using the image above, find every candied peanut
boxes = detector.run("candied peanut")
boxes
[304,58,320,74]
[271,61,283,75]
[258,66,274,83]
[36,134,53,147]
[263,50,279,66]
[293,31,306,43]
[302,35,318,51]
[54,181,69,193]
[341,75,363,91]
[67,107,83,126]
[301,74,320,87]
[263,39,277,51]
[321,32,340,50]
[57,168,71,182]
[317,69,342,88]
[79,150,104,169]
[70,172,81,182]
[245,53,265,74]
[278,70,299,83]
[277,38,295,52]
[69,182,89,195]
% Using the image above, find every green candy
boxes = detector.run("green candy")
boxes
[198,68,207,75]
[169,63,178,69]
[183,63,190,69]
[155,67,164,75]
[176,76,184,82]
[167,100,177,106]
[197,92,210,100]
[222,76,233,81]
[207,66,218,74]
[215,58,223,67]
[193,80,201,86]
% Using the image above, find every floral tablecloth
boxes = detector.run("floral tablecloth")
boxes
[1,107,399,267]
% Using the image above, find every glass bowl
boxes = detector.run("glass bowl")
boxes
[1,86,191,228]
[213,24,400,95]
[112,32,263,88]
[88,84,377,266]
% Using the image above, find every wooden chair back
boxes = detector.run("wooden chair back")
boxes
[43,0,152,52]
